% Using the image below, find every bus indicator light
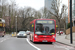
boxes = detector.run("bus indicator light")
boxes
[35,35,37,38]
[32,25,34,27]
[51,33,54,34]
[53,36,55,38]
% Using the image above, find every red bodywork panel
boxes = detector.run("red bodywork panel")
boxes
[0,31,5,36]
[33,34,56,42]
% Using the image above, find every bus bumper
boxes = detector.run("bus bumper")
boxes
[33,38,56,42]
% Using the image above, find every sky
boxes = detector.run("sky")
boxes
[15,0,44,10]
[15,0,68,10]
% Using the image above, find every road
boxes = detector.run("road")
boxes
[0,34,75,50]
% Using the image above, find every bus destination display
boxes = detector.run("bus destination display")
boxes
[37,20,54,24]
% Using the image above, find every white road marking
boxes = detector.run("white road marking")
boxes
[55,42,75,49]
[53,43,70,50]
[0,38,10,43]
[0,40,4,42]
[26,38,41,50]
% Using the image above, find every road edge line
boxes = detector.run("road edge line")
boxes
[56,41,75,48]
[26,38,41,50]
[0,38,10,43]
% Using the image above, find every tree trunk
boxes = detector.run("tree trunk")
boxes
[58,21,61,35]
[64,22,66,34]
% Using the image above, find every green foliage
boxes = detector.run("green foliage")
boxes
[22,17,37,31]
[67,23,70,29]
[67,23,73,29]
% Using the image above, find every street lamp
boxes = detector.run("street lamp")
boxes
[70,0,73,44]
[9,5,11,33]
[15,16,17,33]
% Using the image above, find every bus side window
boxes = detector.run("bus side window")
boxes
[30,24,34,32]
[32,24,34,32]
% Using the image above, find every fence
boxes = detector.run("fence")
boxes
[66,26,75,35]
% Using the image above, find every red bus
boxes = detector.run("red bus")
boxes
[0,18,5,37]
[30,19,56,43]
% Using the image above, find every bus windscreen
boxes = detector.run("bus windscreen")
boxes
[35,20,55,35]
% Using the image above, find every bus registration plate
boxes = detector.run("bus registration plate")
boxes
[42,40,47,42]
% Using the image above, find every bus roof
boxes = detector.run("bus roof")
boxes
[30,19,56,24]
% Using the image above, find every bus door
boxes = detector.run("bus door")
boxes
[0,27,5,36]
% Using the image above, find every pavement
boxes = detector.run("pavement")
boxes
[56,33,75,48]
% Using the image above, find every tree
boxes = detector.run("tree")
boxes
[21,7,37,29]
[39,7,51,19]
[48,0,67,35]
[36,11,42,19]
[0,0,7,18]
[62,5,68,34]
[2,0,18,32]
[15,7,37,30]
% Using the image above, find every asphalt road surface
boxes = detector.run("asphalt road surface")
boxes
[0,34,75,50]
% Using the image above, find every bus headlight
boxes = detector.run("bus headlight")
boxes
[52,35,55,38]
[35,35,37,38]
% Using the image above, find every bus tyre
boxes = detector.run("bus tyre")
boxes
[2,35,4,37]
[30,40,32,42]
[32,37,33,42]
[32,37,34,43]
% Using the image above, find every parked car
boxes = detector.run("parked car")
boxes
[26,31,30,35]
[56,31,64,34]
[17,31,27,38]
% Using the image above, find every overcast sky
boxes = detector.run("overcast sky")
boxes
[15,0,68,10]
